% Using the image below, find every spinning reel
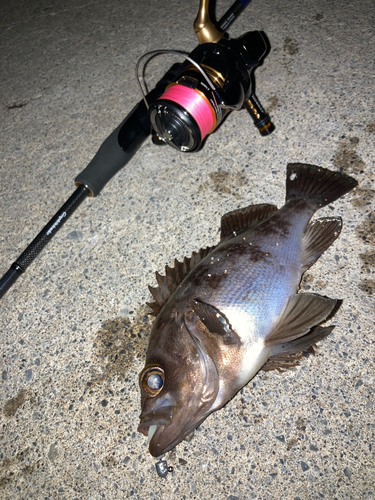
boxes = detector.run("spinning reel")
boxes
[0,0,274,298]
[142,1,274,151]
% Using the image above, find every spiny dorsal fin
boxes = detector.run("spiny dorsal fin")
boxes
[220,204,278,240]
[146,246,215,315]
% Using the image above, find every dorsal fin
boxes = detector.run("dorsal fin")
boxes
[146,246,215,315]
[220,203,278,240]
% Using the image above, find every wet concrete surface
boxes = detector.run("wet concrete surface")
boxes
[0,0,374,498]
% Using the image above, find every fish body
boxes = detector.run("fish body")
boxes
[138,164,357,457]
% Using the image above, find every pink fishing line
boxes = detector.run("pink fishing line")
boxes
[161,85,215,140]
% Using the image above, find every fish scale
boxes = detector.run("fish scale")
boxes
[138,163,358,458]
[191,243,296,340]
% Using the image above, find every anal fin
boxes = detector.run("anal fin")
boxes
[302,217,342,270]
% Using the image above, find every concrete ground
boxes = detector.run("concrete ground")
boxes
[0,0,374,498]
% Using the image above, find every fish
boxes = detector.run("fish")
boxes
[137,163,357,458]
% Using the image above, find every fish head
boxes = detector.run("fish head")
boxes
[138,307,220,457]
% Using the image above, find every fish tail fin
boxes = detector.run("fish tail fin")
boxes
[286,163,358,208]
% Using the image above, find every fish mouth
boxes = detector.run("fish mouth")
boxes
[137,404,174,444]
[138,393,178,456]
[137,407,174,436]
[138,404,201,457]
[138,407,206,457]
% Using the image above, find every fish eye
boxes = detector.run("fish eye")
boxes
[147,373,163,390]
[140,365,165,397]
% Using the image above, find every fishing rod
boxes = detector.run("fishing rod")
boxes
[0,0,274,301]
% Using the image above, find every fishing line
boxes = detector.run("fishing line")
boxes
[135,49,219,110]
[161,84,215,140]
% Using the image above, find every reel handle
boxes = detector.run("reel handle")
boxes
[245,93,275,136]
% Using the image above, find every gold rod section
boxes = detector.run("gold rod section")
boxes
[194,0,223,44]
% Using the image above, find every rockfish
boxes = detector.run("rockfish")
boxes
[138,163,357,457]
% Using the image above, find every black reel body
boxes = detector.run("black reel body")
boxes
[149,31,273,152]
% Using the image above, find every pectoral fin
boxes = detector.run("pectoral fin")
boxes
[190,299,241,346]
[265,293,337,346]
